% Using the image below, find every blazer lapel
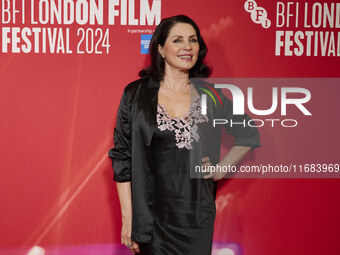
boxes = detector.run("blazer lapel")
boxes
[142,78,160,146]
[148,78,160,116]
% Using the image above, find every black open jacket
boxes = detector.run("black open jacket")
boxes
[108,77,261,243]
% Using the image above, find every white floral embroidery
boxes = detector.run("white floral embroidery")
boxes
[157,96,209,150]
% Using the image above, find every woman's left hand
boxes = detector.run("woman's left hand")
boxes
[201,157,226,181]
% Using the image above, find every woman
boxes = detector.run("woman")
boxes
[108,15,260,255]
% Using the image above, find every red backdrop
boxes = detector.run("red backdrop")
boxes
[1,0,339,254]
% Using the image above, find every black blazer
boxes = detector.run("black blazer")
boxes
[108,77,260,243]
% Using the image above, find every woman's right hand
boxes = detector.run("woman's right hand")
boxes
[121,215,140,254]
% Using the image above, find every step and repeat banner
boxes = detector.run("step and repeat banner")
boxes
[1,1,339,255]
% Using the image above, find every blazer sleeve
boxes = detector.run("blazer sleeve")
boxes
[220,92,261,149]
[108,89,132,182]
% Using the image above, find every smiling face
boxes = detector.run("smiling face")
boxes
[158,22,199,73]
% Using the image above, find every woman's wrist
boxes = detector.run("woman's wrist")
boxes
[122,213,132,221]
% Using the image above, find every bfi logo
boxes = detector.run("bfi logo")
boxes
[244,0,271,28]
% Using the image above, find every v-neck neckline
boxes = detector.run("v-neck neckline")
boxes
[157,95,201,120]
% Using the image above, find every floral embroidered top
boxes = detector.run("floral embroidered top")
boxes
[157,95,209,150]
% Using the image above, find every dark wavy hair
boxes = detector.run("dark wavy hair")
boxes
[139,15,212,81]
